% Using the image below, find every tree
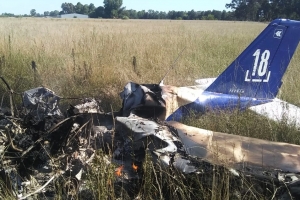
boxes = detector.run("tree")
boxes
[212,10,222,20]
[158,11,167,19]
[120,9,130,18]
[75,2,83,14]
[30,9,36,16]
[167,10,177,19]
[206,14,215,20]
[88,3,96,13]
[89,6,105,18]
[187,10,197,20]
[221,10,227,20]
[258,0,272,21]
[82,4,90,14]
[72,2,89,14]
[50,10,60,17]
[103,0,123,18]
[127,9,137,19]
[61,3,75,14]
[224,0,300,21]
[137,10,146,19]
[44,11,50,16]
[226,0,255,20]
[1,13,15,17]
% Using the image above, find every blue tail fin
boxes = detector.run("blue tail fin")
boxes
[205,19,300,99]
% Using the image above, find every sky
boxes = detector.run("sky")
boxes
[0,0,230,15]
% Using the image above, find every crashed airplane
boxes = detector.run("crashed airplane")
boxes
[122,19,300,126]
[1,19,300,199]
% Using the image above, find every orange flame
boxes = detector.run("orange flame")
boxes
[115,165,124,177]
[132,163,138,172]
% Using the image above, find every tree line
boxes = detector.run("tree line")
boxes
[0,0,234,20]
[226,0,300,21]
[38,1,234,20]
[1,0,300,21]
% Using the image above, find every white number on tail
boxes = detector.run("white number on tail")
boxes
[245,49,271,82]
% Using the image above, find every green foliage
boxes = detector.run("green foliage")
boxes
[61,2,75,14]
[0,13,15,17]
[226,0,300,21]
[103,0,123,18]
[30,9,36,16]
[206,14,215,20]
[123,9,230,20]
[88,3,96,13]
[89,6,105,18]
[49,10,59,17]
[60,2,93,15]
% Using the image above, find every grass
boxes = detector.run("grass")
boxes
[0,17,299,199]
[183,109,300,145]
[0,18,270,108]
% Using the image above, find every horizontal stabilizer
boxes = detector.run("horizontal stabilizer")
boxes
[195,78,216,85]
[249,98,300,127]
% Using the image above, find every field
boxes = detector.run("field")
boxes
[1,18,300,104]
[0,18,269,105]
[0,18,300,199]
[1,17,300,141]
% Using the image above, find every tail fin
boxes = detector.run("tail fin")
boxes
[205,19,300,99]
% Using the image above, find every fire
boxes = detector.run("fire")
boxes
[132,163,138,172]
[115,165,124,177]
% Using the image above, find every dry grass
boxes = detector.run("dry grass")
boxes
[0,18,271,107]
[0,18,299,132]
[0,18,300,199]
[0,18,298,107]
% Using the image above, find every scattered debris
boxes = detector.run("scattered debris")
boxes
[0,79,299,199]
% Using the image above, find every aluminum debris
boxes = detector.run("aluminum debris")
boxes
[0,82,299,199]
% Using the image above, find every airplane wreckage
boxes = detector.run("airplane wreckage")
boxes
[1,18,300,199]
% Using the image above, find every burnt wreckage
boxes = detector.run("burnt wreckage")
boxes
[0,81,299,199]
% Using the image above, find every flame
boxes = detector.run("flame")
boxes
[132,163,138,172]
[115,165,124,177]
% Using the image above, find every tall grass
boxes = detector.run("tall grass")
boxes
[0,18,300,199]
[0,18,298,137]
[0,18,270,107]
[0,19,299,107]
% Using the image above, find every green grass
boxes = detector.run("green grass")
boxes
[0,18,299,199]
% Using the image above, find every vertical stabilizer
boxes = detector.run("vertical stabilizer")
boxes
[205,19,300,99]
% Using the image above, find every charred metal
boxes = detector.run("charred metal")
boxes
[0,79,299,199]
